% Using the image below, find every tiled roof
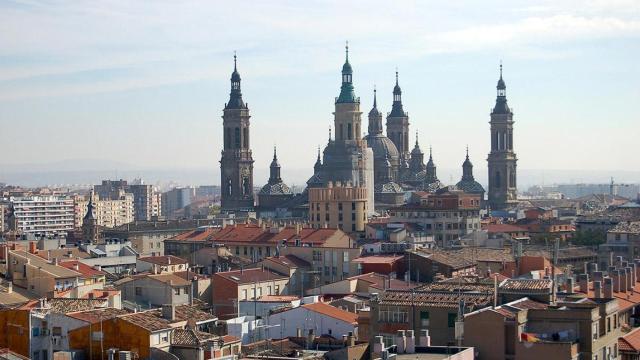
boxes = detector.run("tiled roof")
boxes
[347,272,419,291]
[302,302,358,325]
[138,255,188,265]
[499,279,552,293]
[59,260,106,278]
[172,328,216,346]
[214,268,289,284]
[418,281,494,293]
[620,328,640,352]
[120,304,216,332]
[376,290,493,310]
[413,249,475,269]
[257,295,300,303]
[610,221,640,234]
[486,224,528,233]
[46,298,109,314]
[149,273,191,287]
[67,308,129,324]
[265,255,311,268]
[10,251,81,278]
[170,227,219,241]
[35,247,91,260]
[212,224,349,246]
[352,255,404,264]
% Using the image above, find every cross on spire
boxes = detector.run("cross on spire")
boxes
[234,51,237,70]
[345,41,349,61]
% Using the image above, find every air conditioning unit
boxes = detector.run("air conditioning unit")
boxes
[119,351,132,360]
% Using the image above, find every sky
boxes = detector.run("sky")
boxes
[0,0,639,187]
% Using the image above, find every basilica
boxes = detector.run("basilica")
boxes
[219,45,517,216]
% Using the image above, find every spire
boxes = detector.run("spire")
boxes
[269,145,282,184]
[426,146,437,182]
[83,192,96,222]
[428,145,433,163]
[226,52,245,109]
[389,68,405,117]
[328,126,332,144]
[462,146,474,180]
[493,61,510,114]
[314,145,322,173]
[368,86,383,134]
[337,41,357,103]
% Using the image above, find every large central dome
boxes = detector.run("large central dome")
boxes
[364,134,400,162]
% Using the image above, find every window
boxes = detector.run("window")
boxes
[52,327,62,336]
[161,334,169,343]
[274,285,280,294]
[242,289,247,300]
[351,213,355,221]
[448,313,457,328]
[267,286,272,295]
[174,288,180,295]
[343,252,349,262]
[235,247,240,255]
[351,202,356,211]
[338,203,343,211]
[244,247,247,255]
[135,287,142,295]
[420,311,430,327]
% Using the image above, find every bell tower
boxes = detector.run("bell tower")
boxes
[386,70,410,161]
[220,54,254,211]
[487,64,518,210]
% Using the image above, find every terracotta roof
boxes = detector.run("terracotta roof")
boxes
[265,255,311,268]
[257,295,300,303]
[345,272,418,291]
[67,308,129,324]
[486,224,528,233]
[173,271,210,281]
[413,249,475,269]
[138,255,188,265]
[212,224,349,246]
[120,304,216,332]
[59,260,106,278]
[214,268,288,284]
[35,247,91,260]
[169,227,219,241]
[81,289,120,300]
[46,298,109,314]
[10,250,81,278]
[148,273,191,287]
[620,328,640,352]
[222,335,241,344]
[376,289,493,310]
[352,255,404,264]
[302,302,358,325]
[172,328,216,346]
[499,279,552,293]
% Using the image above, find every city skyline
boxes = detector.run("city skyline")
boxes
[1,1,639,187]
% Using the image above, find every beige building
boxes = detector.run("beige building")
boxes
[464,296,622,360]
[7,250,82,297]
[309,181,368,233]
[74,192,134,229]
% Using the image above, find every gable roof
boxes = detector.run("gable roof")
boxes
[265,255,311,269]
[214,268,289,284]
[620,327,640,352]
[138,255,188,266]
[67,308,129,324]
[59,260,106,278]
[301,302,358,325]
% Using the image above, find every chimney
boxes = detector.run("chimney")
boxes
[419,330,431,347]
[604,277,613,298]
[162,304,176,321]
[6,282,12,294]
[635,260,640,282]
[620,269,628,293]
[405,330,416,354]
[593,281,602,299]
[589,262,598,275]
[73,263,79,271]
[373,336,384,355]
[578,274,589,293]
[593,271,603,284]
[565,277,574,294]
[617,256,624,268]
[29,241,37,254]
[93,264,102,272]
[346,331,356,347]
[613,270,621,292]
[52,257,59,266]
[626,267,634,291]
[396,330,406,354]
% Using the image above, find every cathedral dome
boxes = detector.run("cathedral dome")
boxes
[456,179,485,194]
[259,182,293,196]
[364,134,400,162]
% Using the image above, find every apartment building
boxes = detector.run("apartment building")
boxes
[6,196,75,235]
[308,181,368,233]
[389,188,481,247]
[465,296,622,360]
[94,179,161,221]
[74,192,134,229]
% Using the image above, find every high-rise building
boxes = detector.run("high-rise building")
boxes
[8,196,75,235]
[220,54,255,211]
[94,179,160,221]
[161,187,195,219]
[74,192,134,228]
[487,65,518,210]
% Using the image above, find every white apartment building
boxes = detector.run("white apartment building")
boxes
[74,192,134,229]
[8,196,75,235]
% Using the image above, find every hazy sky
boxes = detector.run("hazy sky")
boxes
[1,0,639,185]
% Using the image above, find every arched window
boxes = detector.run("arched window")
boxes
[347,123,353,140]
[492,131,497,151]
[404,133,409,151]
[339,124,344,140]
[234,128,241,148]
[509,131,513,150]
[243,127,248,148]
[227,179,232,196]
[495,171,501,188]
